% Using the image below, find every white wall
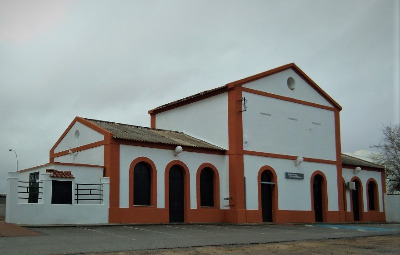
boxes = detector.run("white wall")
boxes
[54,146,104,166]
[244,155,339,211]
[242,92,336,161]
[385,194,400,222]
[54,121,104,153]
[243,69,333,107]
[342,168,384,212]
[6,172,109,225]
[119,145,229,209]
[155,93,229,149]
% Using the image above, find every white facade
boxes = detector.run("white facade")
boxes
[119,145,229,209]
[155,93,229,149]
[54,146,104,166]
[242,92,336,160]
[244,155,338,211]
[342,167,384,213]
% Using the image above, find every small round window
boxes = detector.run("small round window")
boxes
[74,130,80,139]
[287,77,296,90]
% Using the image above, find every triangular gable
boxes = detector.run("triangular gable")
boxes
[149,63,341,115]
[50,117,112,160]
[228,63,341,110]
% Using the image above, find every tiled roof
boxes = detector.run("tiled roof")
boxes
[149,85,227,114]
[341,154,384,169]
[85,118,225,151]
[46,169,75,178]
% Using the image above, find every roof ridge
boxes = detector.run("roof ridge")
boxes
[85,118,186,134]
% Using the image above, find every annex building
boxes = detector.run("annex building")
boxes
[6,63,386,225]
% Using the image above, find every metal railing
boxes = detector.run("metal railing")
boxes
[17,181,43,202]
[75,183,103,204]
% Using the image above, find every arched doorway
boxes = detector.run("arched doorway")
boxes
[313,174,324,222]
[261,170,274,222]
[352,179,362,221]
[169,165,184,222]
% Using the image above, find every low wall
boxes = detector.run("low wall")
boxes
[6,172,110,225]
[385,194,400,222]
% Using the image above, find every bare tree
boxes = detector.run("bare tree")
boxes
[372,124,400,193]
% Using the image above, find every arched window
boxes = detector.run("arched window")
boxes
[200,167,214,207]
[133,162,151,206]
[368,181,377,211]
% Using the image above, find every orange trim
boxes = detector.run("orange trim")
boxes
[129,157,157,207]
[244,150,337,165]
[227,63,341,110]
[116,207,168,223]
[275,210,314,223]
[366,179,379,212]
[242,87,335,111]
[342,165,385,172]
[18,162,104,173]
[150,114,156,128]
[257,166,278,223]
[190,163,222,223]
[148,63,341,117]
[350,177,364,222]
[342,178,348,221]
[149,86,230,115]
[118,140,225,155]
[195,163,221,210]
[164,160,191,222]
[50,117,111,162]
[52,140,106,158]
[106,138,120,223]
[310,171,328,222]
[225,86,246,223]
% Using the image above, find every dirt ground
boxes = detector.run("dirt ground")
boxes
[86,235,400,255]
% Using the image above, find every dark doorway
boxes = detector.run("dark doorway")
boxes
[313,174,324,222]
[261,171,274,222]
[169,165,184,222]
[352,180,361,221]
[28,172,39,203]
[52,181,72,204]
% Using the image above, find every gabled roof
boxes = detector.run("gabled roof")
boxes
[149,63,341,114]
[341,154,385,169]
[85,118,225,151]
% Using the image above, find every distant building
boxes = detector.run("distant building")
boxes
[6,63,386,225]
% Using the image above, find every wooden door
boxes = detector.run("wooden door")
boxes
[169,165,184,222]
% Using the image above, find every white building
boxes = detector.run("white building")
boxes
[6,63,385,225]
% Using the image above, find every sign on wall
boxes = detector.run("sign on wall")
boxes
[285,172,304,180]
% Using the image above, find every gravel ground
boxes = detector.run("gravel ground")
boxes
[84,234,400,255]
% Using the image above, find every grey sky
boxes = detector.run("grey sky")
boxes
[1,0,399,193]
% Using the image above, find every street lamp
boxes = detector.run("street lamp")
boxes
[9,149,18,172]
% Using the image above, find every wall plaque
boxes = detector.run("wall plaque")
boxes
[285,172,304,180]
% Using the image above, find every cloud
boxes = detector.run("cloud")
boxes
[0,0,74,44]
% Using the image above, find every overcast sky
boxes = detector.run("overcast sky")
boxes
[0,0,399,193]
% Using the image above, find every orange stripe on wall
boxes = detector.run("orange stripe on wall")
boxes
[242,87,336,111]
[244,150,337,165]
